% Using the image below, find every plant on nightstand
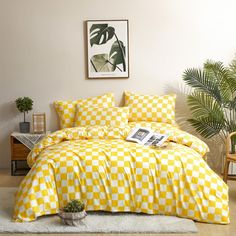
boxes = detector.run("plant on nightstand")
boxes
[58,200,87,226]
[15,97,33,133]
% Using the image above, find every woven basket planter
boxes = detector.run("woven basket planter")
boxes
[58,210,87,226]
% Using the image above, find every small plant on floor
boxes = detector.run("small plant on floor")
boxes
[15,97,33,133]
[63,200,85,213]
[59,200,87,226]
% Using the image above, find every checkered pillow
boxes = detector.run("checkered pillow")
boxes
[124,91,176,124]
[75,106,129,127]
[54,93,115,129]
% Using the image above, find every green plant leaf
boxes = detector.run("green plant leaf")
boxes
[188,117,224,139]
[225,96,236,110]
[109,40,126,70]
[187,92,224,119]
[183,58,236,141]
[183,68,222,103]
[63,199,85,213]
[229,59,236,75]
[90,24,115,46]
[228,59,236,93]
[90,54,115,72]
[204,60,236,101]
[203,60,229,84]
[15,97,33,113]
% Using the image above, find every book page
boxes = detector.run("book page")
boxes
[143,134,157,146]
[151,133,169,147]
[126,127,169,147]
[126,127,152,144]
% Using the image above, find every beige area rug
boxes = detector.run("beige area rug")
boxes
[0,187,197,233]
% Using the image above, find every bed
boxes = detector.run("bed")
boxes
[13,92,229,224]
[13,121,229,224]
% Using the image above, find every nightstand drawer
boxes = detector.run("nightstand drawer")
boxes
[12,143,30,160]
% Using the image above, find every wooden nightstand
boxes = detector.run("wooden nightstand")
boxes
[10,132,47,176]
[10,135,30,176]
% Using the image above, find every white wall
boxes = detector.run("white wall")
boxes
[1,0,236,169]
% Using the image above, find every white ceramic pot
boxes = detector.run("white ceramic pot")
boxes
[58,210,87,226]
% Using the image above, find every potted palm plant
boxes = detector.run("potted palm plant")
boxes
[58,199,87,226]
[15,97,33,133]
[182,59,236,152]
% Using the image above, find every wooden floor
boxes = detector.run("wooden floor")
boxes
[0,169,236,236]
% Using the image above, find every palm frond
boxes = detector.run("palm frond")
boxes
[220,77,236,100]
[188,117,224,139]
[227,60,236,93]
[183,57,236,141]
[187,92,223,119]
[225,96,236,110]
[203,60,228,82]
[229,59,236,75]
[220,61,236,94]
[204,60,235,101]
[183,68,222,103]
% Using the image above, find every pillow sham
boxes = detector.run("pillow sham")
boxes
[74,106,129,127]
[124,91,176,124]
[54,93,115,129]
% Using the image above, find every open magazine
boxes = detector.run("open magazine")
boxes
[126,127,169,147]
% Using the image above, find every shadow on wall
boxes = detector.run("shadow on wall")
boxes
[0,101,19,169]
[0,101,18,124]
[48,103,60,131]
[164,84,224,174]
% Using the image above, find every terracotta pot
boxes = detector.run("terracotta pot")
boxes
[58,210,87,226]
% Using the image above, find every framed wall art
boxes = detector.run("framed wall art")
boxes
[32,113,46,134]
[86,20,129,79]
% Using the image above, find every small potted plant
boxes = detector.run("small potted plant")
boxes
[58,199,87,226]
[15,97,33,133]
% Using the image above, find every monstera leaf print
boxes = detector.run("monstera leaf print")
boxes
[89,22,127,73]
[90,54,115,72]
[109,40,126,71]
[90,24,115,46]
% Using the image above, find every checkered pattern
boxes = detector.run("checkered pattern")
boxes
[128,121,209,156]
[14,123,229,224]
[74,106,129,127]
[54,93,115,129]
[124,91,176,124]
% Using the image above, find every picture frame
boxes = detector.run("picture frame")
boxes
[32,113,46,134]
[86,19,129,79]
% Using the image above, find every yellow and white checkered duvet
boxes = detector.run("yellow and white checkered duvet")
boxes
[13,122,229,224]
